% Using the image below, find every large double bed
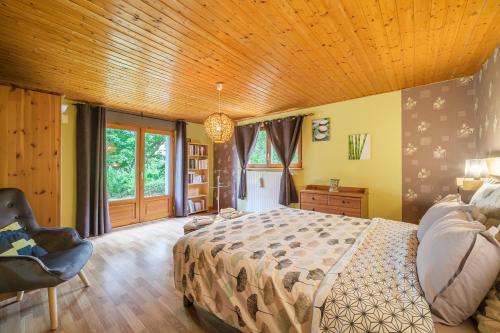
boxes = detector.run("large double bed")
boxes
[173,207,462,333]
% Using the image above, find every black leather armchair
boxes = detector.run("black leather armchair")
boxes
[0,188,93,330]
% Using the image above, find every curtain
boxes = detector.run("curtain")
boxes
[76,104,111,238]
[264,116,303,205]
[174,120,189,217]
[235,124,260,199]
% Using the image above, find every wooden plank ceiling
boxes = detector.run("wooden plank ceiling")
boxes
[0,0,499,123]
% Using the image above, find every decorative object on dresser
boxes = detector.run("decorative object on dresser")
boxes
[329,178,340,192]
[187,142,210,215]
[300,185,368,218]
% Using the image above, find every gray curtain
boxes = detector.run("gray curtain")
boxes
[264,116,303,205]
[76,104,111,238]
[235,124,260,199]
[174,120,188,217]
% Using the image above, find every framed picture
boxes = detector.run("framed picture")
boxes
[312,118,330,141]
[348,133,371,160]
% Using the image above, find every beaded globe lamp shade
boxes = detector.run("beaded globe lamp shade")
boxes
[204,83,234,143]
[204,112,233,143]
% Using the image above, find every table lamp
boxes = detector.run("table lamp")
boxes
[457,159,488,191]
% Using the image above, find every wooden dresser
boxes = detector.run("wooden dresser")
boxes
[299,185,369,218]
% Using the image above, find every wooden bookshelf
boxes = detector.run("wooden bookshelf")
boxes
[187,141,209,215]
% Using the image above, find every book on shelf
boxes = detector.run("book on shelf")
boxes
[188,198,206,214]
[188,158,208,170]
[189,144,207,156]
[188,173,207,184]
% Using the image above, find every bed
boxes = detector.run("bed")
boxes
[173,207,476,333]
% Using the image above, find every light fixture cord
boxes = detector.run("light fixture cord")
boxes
[218,87,222,140]
[218,88,221,115]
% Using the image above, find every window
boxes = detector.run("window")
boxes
[106,127,138,200]
[248,129,301,168]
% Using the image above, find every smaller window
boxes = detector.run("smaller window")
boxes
[248,129,301,169]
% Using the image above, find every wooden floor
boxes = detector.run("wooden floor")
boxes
[0,218,239,333]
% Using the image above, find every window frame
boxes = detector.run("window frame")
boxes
[247,127,302,169]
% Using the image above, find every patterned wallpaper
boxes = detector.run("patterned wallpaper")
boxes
[402,45,500,223]
[476,47,500,157]
[213,137,238,210]
[402,77,476,223]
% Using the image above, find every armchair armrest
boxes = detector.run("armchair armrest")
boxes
[0,256,63,292]
[32,228,84,253]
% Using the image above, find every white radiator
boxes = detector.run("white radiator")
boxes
[246,171,283,212]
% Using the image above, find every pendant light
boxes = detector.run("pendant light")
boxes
[204,82,234,143]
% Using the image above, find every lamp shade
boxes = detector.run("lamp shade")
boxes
[204,113,234,143]
[486,157,500,176]
[464,159,488,179]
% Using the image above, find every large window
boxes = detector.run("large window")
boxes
[248,129,301,168]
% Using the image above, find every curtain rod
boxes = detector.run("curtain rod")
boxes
[107,108,179,122]
[238,113,314,126]
[68,101,179,123]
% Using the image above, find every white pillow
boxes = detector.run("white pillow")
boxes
[417,210,499,325]
[417,200,476,241]
[470,181,500,222]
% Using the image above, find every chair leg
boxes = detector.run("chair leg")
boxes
[48,287,58,331]
[78,270,90,288]
[16,291,24,302]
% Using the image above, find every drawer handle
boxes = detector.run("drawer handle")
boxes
[312,208,315,211]
[312,197,315,200]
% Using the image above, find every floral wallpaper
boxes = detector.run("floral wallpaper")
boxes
[402,45,500,223]
[476,47,500,157]
[402,77,476,223]
[213,137,238,210]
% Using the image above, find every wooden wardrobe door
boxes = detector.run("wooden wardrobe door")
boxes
[0,85,61,227]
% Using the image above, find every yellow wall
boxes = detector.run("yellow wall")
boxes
[60,103,77,228]
[238,91,402,220]
[186,122,214,208]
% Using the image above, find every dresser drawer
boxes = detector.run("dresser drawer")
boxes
[328,196,361,209]
[329,207,361,218]
[301,193,328,205]
[300,203,335,214]
[301,203,361,217]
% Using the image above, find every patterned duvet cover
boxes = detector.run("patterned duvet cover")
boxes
[173,208,434,333]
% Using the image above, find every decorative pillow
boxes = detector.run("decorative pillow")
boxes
[417,200,476,241]
[417,211,500,325]
[471,180,500,221]
[0,222,48,257]
[475,228,500,333]
[437,193,462,203]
